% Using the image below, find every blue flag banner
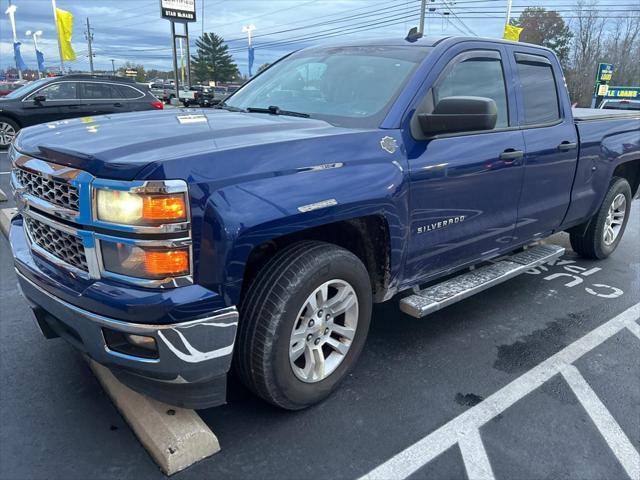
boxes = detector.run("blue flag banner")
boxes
[13,42,28,71]
[36,49,46,72]
[248,46,255,77]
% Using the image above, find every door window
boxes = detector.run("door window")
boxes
[115,85,144,99]
[433,53,509,128]
[32,82,77,100]
[515,55,560,125]
[80,83,120,99]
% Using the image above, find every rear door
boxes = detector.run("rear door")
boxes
[78,82,128,116]
[405,45,526,283]
[508,47,579,241]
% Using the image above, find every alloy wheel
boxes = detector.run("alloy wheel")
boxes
[603,193,626,245]
[0,122,16,147]
[289,279,359,383]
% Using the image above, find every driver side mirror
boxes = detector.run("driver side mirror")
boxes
[417,96,497,135]
[33,95,46,104]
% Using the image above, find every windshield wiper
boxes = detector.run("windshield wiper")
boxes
[214,103,246,112]
[246,105,310,118]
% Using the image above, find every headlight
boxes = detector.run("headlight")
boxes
[96,189,187,226]
[101,241,190,279]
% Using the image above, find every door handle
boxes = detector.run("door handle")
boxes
[68,105,79,109]
[114,102,123,107]
[558,141,577,151]
[499,149,524,162]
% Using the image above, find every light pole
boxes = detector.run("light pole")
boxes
[26,30,43,79]
[242,24,256,77]
[5,4,23,80]
[419,0,427,35]
[111,59,116,75]
[504,0,513,31]
[51,0,65,73]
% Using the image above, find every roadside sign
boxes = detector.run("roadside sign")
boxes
[591,62,615,107]
[125,69,137,77]
[605,86,639,99]
[596,63,614,83]
[160,0,196,22]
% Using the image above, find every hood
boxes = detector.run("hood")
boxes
[14,108,349,180]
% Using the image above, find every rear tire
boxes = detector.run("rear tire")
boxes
[569,177,632,259]
[236,241,372,410]
[0,116,19,150]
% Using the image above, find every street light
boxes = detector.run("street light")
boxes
[242,24,256,77]
[5,4,23,80]
[25,30,43,79]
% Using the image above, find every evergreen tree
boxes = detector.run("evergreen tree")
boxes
[191,33,239,83]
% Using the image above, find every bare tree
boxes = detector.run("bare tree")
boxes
[565,2,640,106]
[603,13,640,87]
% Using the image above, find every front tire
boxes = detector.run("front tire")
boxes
[569,177,632,259]
[236,241,373,410]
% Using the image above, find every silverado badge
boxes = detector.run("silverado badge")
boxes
[380,136,398,154]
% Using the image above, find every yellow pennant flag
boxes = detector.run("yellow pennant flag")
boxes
[55,7,76,61]
[503,25,523,41]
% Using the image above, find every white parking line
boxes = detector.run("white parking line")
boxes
[560,365,640,480]
[627,321,640,341]
[458,429,496,480]
[360,302,640,480]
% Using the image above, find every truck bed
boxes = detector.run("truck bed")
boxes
[572,107,640,122]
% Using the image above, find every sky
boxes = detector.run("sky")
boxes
[0,0,634,76]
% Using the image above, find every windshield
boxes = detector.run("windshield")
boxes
[225,45,431,127]
[3,78,50,99]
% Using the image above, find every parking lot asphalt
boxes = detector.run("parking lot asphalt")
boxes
[0,150,639,480]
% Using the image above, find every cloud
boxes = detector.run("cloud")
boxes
[1,0,514,74]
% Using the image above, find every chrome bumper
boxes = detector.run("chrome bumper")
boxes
[16,269,238,389]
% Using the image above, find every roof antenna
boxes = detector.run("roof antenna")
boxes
[405,27,423,42]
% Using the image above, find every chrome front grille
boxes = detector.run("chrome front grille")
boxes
[25,217,88,272]
[13,167,80,212]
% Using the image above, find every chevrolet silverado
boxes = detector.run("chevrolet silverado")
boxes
[8,35,640,410]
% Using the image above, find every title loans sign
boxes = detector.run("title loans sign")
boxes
[160,0,196,22]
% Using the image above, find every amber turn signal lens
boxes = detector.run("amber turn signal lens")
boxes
[144,249,189,277]
[142,195,187,222]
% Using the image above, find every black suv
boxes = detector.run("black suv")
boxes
[0,74,163,148]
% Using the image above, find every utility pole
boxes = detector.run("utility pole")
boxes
[85,17,94,74]
[419,0,427,35]
[111,59,115,75]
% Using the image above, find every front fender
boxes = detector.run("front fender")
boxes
[198,154,409,306]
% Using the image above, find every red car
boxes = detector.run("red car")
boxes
[0,81,27,97]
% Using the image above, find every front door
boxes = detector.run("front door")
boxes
[21,81,79,126]
[405,47,525,285]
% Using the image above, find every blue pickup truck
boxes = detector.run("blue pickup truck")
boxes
[8,36,640,410]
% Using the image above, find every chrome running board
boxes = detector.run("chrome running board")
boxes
[400,244,565,318]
